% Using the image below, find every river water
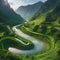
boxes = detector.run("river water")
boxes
[8,25,47,55]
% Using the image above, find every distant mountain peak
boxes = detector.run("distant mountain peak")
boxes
[16,1,43,20]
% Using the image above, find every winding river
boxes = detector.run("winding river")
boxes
[8,25,47,55]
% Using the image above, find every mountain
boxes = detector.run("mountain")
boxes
[0,23,13,38]
[0,0,25,26]
[23,0,60,40]
[36,4,60,39]
[16,1,43,20]
[31,0,60,20]
[45,3,60,23]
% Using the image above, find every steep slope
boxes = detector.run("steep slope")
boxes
[22,1,60,40]
[0,23,13,38]
[38,4,60,39]
[31,0,60,20]
[0,0,25,26]
[45,3,60,23]
[16,1,43,20]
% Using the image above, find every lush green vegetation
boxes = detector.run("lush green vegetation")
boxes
[15,25,60,60]
[0,0,25,26]
[0,23,34,60]
[0,37,34,50]
[16,1,60,60]
[0,23,60,60]
[0,0,60,60]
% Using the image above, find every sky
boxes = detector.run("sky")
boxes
[8,0,47,10]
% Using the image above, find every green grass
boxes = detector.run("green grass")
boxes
[18,26,54,51]
[0,25,60,60]
[0,37,34,50]
[17,25,60,60]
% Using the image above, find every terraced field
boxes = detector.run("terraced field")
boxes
[17,25,60,60]
[0,37,34,50]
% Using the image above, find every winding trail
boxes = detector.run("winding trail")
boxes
[8,25,47,55]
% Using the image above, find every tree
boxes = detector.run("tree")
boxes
[33,25,39,32]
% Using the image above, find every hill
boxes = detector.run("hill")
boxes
[0,0,25,26]
[17,2,60,60]
[31,0,60,20]
[0,23,13,38]
[22,0,60,40]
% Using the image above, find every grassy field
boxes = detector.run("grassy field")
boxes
[0,36,34,50]
[17,25,60,60]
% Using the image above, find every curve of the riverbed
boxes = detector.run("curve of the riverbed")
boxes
[8,25,47,55]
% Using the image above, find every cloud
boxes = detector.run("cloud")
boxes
[8,0,25,10]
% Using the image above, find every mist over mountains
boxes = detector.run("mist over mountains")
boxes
[16,1,43,20]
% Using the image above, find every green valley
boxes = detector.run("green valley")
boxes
[0,0,60,60]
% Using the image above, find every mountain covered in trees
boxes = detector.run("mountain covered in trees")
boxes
[31,0,60,20]
[0,0,25,26]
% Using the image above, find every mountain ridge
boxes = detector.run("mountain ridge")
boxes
[16,1,43,20]
[0,0,25,26]
[23,0,60,38]
[31,0,60,20]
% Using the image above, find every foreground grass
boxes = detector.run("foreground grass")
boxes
[0,24,60,60]
[0,37,34,50]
